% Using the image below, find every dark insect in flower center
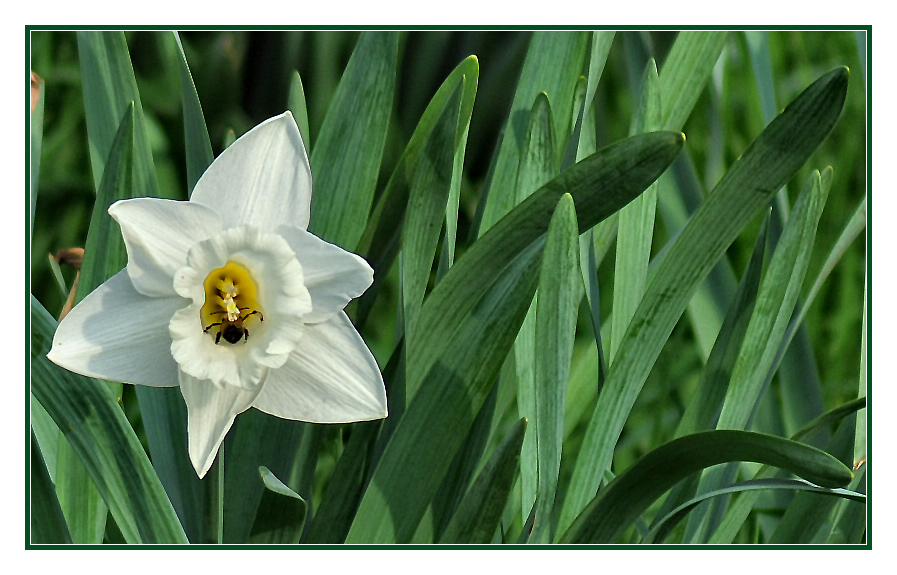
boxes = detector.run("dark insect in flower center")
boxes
[200,261,264,345]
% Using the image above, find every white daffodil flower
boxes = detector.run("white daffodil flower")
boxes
[48,112,388,478]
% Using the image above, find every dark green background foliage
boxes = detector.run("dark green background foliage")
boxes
[31,29,865,397]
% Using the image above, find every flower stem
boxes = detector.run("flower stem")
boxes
[217,442,224,545]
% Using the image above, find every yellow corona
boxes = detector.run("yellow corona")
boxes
[201,261,264,344]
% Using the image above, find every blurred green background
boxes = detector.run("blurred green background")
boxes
[29,30,867,485]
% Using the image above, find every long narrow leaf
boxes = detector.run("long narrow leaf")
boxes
[287,70,311,153]
[439,419,527,544]
[559,430,852,544]
[346,239,545,543]
[247,467,307,544]
[708,398,866,544]
[31,297,188,544]
[718,169,831,432]
[529,193,581,543]
[477,31,589,235]
[355,56,478,328]
[402,83,463,339]
[655,31,733,358]
[610,58,661,363]
[408,131,684,405]
[301,421,380,543]
[30,431,72,544]
[515,92,558,522]
[558,67,848,536]
[309,31,397,250]
[56,103,141,544]
[659,32,728,131]
[768,416,858,543]
[76,31,162,198]
[646,478,864,544]
[649,213,770,531]
[826,464,866,544]
[685,169,831,543]
[221,410,304,543]
[172,31,214,195]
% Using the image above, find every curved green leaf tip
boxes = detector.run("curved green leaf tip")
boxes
[560,430,852,544]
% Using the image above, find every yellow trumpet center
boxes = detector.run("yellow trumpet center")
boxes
[201,261,264,343]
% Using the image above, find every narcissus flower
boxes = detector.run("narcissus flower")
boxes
[48,112,388,478]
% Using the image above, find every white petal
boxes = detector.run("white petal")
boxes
[179,371,261,478]
[47,270,182,387]
[190,112,312,231]
[252,312,387,423]
[277,224,374,323]
[109,198,223,298]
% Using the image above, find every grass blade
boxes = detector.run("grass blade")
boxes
[557,68,848,537]
[55,103,141,544]
[247,467,307,544]
[477,31,589,235]
[346,238,545,543]
[354,56,478,327]
[439,418,527,544]
[222,410,304,543]
[855,271,867,465]
[287,70,311,153]
[76,32,162,198]
[31,297,188,544]
[646,478,864,544]
[402,83,463,338]
[559,430,852,544]
[30,431,72,544]
[408,131,684,405]
[656,31,733,358]
[768,415,857,543]
[309,31,397,250]
[718,170,831,432]
[658,31,728,131]
[826,464,866,543]
[515,92,558,522]
[172,31,213,195]
[302,421,380,543]
[708,397,865,544]
[648,213,769,531]
[685,168,831,542]
[610,58,661,363]
[529,194,581,543]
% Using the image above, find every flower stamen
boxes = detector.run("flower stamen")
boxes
[201,261,264,344]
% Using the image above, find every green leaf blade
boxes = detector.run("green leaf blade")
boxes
[31,297,188,544]
[247,467,307,544]
[659,31,728,131]
[560,430,853,544]
[409,131,684,404]
[718,169,831,432]
[558,67,849,536]
[610,58,661,363]
[309,31,398,249]
[402,82,463,338]
[30,431,72,544]
[355,56,478,327]
[172,32,214,195]
[439,418,527,544]
[515,91,558,522]
[530,193,581,542]
[477,31,589,235]
[76,32,162,198]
